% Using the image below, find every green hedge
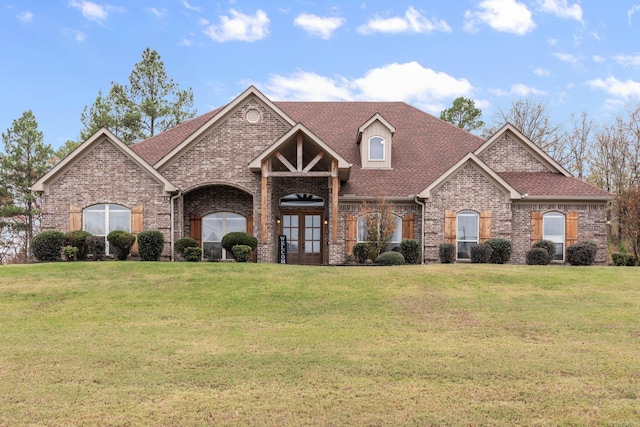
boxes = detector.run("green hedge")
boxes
[486,238,512,264]
[526,248,550,265]
[32,230,65,262]
[399,239,420,264]
[107,230,136,260]
[375,251,405,265]
[439,243,456,264]
[137,230,164,261]
[64,230,92,260]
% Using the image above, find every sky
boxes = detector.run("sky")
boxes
[1,0,640,150]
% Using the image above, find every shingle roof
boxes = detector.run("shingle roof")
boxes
[499,172,611,199]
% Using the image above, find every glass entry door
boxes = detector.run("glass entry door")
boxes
[280,211,323,265]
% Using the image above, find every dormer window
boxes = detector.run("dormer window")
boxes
[368,136,385,161]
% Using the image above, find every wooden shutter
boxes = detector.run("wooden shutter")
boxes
[479,210,492,243]
[130,205,144,256]
[566,211,578,248]
[445,210,457,244]
[531,211,542,245]
[190,214,202,246]
[70,205,82,231]
[345,213,357,255]
[246,215,254,236]
[402,213,415,240]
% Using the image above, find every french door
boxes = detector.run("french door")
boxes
[280,211,324,265]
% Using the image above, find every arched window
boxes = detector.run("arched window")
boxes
[368,136,385,161]
[457,210,479,260]
[357,213,402,251]
[543,212,565,261]
[83,204,130,254]
[202,212,246,260]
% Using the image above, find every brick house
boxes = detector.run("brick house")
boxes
[32,86,610,264]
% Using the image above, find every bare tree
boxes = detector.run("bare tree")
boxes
[564,111,595,179]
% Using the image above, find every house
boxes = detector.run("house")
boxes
[32,86,611,264]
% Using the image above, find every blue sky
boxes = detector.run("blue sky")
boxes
[2,0,640,150]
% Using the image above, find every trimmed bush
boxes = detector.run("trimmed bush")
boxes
[31,230,64,262]
[470,243,492,263]
[86,236,105,261]
[526,247,550,265]
[532,240,556,261]
[137,230,164,261]
[221,232,258,260]
[232,244,252,262]
[486,238,512,264]
[375,251,405,265]
[627,256,638,266]
[439,243,456,264]
[353,243,369,264]
[63,245,79,261]
[107,230,136,260]
[175,238,199,257]
[612,252,628,266]
[64,230,91,260]
[566,241,597,266]
[183,246,202,262]
[399,239,420,264]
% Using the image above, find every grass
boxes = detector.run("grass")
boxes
[1,262,639,426]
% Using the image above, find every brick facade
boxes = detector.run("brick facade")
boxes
[477,133,551,173]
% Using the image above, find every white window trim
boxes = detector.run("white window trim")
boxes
[543,212,565,262]
[83,204,131,255]
[456,210,479,260]
[368,136,385,161]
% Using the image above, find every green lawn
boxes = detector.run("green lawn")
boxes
[1,262,639,426]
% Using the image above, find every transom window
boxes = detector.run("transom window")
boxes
[543,212,565,261]
[83,204,130,254]
[368,136,385,161]
[357,213,402,251]
[202,212,246,260]
[457,210,479,260]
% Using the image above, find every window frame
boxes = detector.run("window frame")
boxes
[456,210,479,260]
[543,212,565,261]
[368,136,385,161]
[201,212,247,260]
[83,204,131,255]
[356,212,402,251]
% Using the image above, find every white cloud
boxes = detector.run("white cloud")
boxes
[629,5,640,25]
[183,1,202,13]
[553,52,580,64]
[179,38,193,47]
[69,0,123,23]
[538,0,583,22]
[148,7,167,18]
[592,55,605,63]
[464,0,535,35]
[490,84,548,97]
[62,27,87,42]
[203,9,270,42]
[264,62,474,114]
[613,54,640,67]
[587,76,640,100]
[533,67,551,76]
[293,13,345,39]
[17,10,33,23]
[358,6,451,35]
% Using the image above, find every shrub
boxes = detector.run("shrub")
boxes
[107,230,136,260]
[64,230,91,260]
[486,238,512,264]
[439,243,456,264]
[566,241,598,266]
[31,230,64,262]
[353,243,369,264]
[470,243,492,263]
[399,239,420,264]
[532,240,556,261]
[526,247,550,265]
[86,236,105,261]
[175,238,199,258]
[183,246,202,262]
[221,232,258,260]
[63,245,79,261]
[137,230,164,261]
[612,252,628,266]
[232,244,252,262]
[627,256,638,266]
[375,251,405,265]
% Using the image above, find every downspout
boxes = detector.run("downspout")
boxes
[170,190,182,262]
[414,195,426,265]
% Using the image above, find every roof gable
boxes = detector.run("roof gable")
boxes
[357,113,395,143]
[418,153,522,200]
[475,123,571,177]
[32,128,177,194]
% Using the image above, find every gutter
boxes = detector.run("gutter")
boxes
[170,190,182,261]
[413,196,426,265]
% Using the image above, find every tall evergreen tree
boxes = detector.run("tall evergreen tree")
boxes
[440,97,484,133]
[79,48,196,145]
[0,111,54,258]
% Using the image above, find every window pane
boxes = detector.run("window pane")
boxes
[312,228,321,240]
[457,242,473,259]
[109,210,130,233]
[312,215,320,227]
[553,243,564,261]
[203,242,220,261]
[84,211,105,235]
[457,213,478,241]
[369,137,384,160]
[391,216,402,243]
[357,216,368,242]
[544,213,565,243]
[203,217,223,242]
[305,228,313,240]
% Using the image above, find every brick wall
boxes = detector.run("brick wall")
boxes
[477,132,551,173]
